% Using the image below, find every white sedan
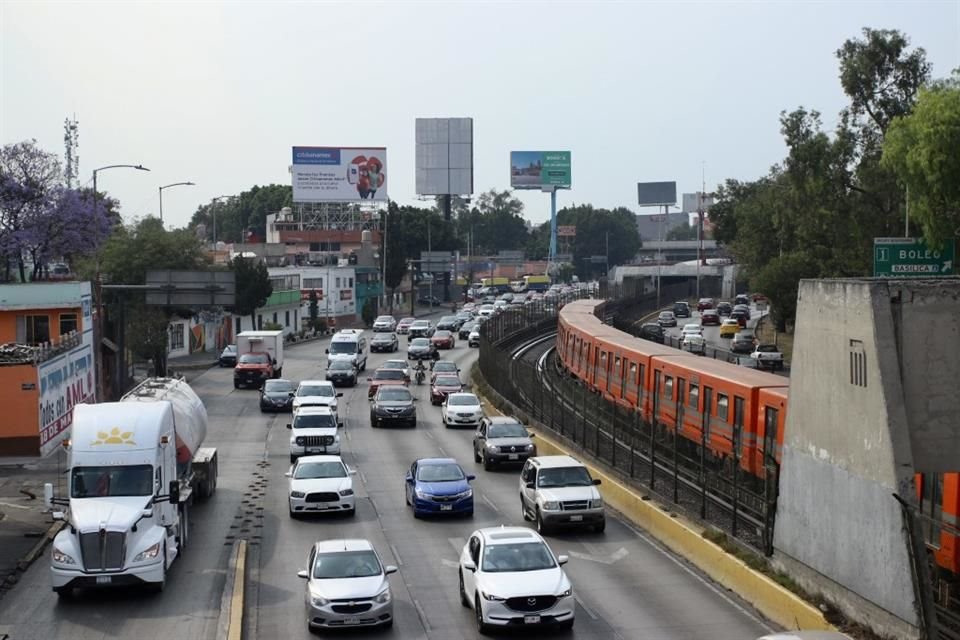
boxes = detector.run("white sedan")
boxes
[373,315,397,332]
[441,392,484,428]
[680,323,703,337]
[286,455,356,518]
[459,527,574,633]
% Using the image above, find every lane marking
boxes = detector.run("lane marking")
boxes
[448,537,467,555]
[390,544,404,566]
[438,446,446,456]
[568,547,629,565]
[575,594,599,620]
[412,598,432,632]
[423,431,434,440]
[357,468,368,485]
[441,558,460,569]
[227,539,247,640]
[481,495,500,513]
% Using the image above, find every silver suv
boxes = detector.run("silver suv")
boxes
[519,455,604,534]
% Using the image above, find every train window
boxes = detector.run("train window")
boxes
[629,362,637,380]
[702,387,713,439]
[614,355,620,369]
[922,473,943,547]
[717,394,729,421]
[733,396,745,449]
[688,383,699,409]
[664,375,673,400]
[763,407,779,464]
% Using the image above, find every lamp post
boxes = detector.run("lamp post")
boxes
[91,163,150,402]
[210,195,232,248]
[158,181,196,222]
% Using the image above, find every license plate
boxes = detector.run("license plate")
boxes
[343,616,360,625]
[508,454,519,460]
[524,615,541,624]
[96,575,112,584]
[570,515,583,522]
[440,504,453,511]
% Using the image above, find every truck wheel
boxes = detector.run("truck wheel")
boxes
[233,381,240,389]
[53,586,72,598]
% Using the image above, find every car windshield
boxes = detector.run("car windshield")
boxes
[328,361,353,371]
[329,342,356,355]
[435,376,460,387]
[411,338,429,347]
[399,318,414,324]
[756,344,777,352]
[411,322,429,328]
[659,312,672,318]
[382,361,407,370]
[417,463,464,482]
[488,423,527,438]
[293,414,336,429]
[434,331,452,338]
[538,466,593,488]
[373,334,394,342]
[71,465,153,498]
[447,395,478,406]
[433,362,457,372]
[264,380,295,392]
[239,354,269,364]
[378,388,412,401]
[313,550,381,579]
[440,316,457,324]
[481,542,556,573]
[375,370,405,380]
[375,316,393,323]
[294,461,346,479]
[298,385,333,397]
[223,345,237,354]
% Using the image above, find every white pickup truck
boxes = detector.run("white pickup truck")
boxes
[751,344,785,371]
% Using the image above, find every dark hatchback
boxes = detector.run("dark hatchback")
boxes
[672,301,691,318]
[325,360,357,387]
[716,302,732,316]
[731,332,757,354]
[370,332,399,353]
[259,379,295,413]
[219,344,238,367]
[638,323,665,344]
[370,386,417,428]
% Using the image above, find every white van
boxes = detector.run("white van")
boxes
[326,329,368,372]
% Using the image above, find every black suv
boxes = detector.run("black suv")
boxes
[638,323,665,344]
[672,301,691,318]
[370,332,399,353]
[436,315,461,332]
[370,386,417,428]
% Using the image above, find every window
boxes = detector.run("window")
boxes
[717,393,729,421]
[922,473,944,547]
[688,383,699,409]
[303,277,323,289]
[169,324,185,351]
[285,311,290,326]
[764,407,779,463]
[349,277,354,288]
[734,396,745,449]
[272,312,278,324]
[17,314,51,345]
[59,312,78,336]
[849,339,867,387]
[335,277,341,288]
[236,317,242,334]
[663,375,673,400]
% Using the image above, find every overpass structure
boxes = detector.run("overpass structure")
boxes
[611,262,741,300]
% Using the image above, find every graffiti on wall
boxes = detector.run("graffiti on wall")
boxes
[190,325,205,353]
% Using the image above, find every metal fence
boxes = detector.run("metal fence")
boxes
[479,284,778,554]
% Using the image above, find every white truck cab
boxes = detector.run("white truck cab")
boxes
[325,329,368,372]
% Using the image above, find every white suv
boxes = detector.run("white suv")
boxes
[292,380,342,422]
[519,455,605,534]
[288,406,340,462]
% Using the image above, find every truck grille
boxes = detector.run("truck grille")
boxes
[306,492,339,503]
[561,500,589,511]
[79,530,125,571]
[300,435,334,447]
[505,595,557,612]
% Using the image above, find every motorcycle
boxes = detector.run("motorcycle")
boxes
[415,366,426,386]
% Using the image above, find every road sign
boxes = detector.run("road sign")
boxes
[557,225,576,237]
[874,238,955,277]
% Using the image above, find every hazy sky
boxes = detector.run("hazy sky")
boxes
[2,1,958,230]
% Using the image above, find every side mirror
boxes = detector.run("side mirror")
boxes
[286,423,292,430]
[405,473,412,481]
[44,482,53,509]
[297,570,309,580]
[141,508,154,519]
[592,478,602,486]
[288,391,295,397]
[466,474,476,482]
[557,554,569,566]
[463,560,476,572]
[336,392,343,398]
[52,511,66,521]
[168,480,180,505]
[325,349,329,354]
[528,433,536,439]
[525,481,535,489]
[384,565,398,575]
[348,468,357,475]
[284,471,292,477]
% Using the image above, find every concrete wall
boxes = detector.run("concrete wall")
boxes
[772,279,960,636]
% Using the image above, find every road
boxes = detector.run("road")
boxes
[0,331,775,640]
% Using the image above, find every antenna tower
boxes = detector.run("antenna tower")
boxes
[63,116,79,188]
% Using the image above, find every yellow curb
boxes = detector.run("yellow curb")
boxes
[228,539,247,640]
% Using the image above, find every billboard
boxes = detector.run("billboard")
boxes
[416,118,473,196]
[557,225,576,237]
[292,147,387,202]
[637,181,677,206]
[682,192,714,214]
[511,151,571,189]
[38,342,95,456]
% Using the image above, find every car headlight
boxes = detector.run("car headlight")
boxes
[481,591,505,601]
[402,406,416,415]
[290,491,306,498]
[557,587,573,598]
[486,442,497,450]
[133,542,161,562]
[526,444,535,450]
[590,498,603,509]
[542,501,560,511]
[295,437,305,445]
[374,587,391,604]
[458,488,473,499]
[338,489,354,497]
[52,547,76,565]
[311,594,330,607]
[415,488,431,499]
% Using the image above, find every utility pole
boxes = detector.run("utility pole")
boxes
[656,208,664,308]
[382,209,389,313]
[428,221,433,307]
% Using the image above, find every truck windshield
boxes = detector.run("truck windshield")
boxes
[329,342,356,355]
[71,465,154,498]
[293,414,336,429]
[239,354,269,364]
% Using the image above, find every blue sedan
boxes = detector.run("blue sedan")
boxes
[404,458,474,518]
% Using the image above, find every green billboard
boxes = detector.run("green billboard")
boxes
[511,151,571,189]
[873,237,955,277]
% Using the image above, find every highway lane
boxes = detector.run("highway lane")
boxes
[252,332,775,639]
[662,304,764,358]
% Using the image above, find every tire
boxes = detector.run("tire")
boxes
[150,546,167,594]
[233,381,240,389]
[381,618,393,629]
[474,447,482,463]
[345,507,356,517]
[289,507,297,519]
[521,496,532,521]
[53,586,72,598]
[464,509,474,518]
[536,508,549,535]
[594,519,606,534]
[558,618,575,631]
[483,454,494,471]
[179,504,189,551]
[459,571,470,607]
[475,594,490,635]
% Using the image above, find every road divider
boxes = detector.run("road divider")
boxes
[217,539,247,640]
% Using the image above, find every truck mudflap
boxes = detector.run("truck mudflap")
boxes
[192,447,218,499]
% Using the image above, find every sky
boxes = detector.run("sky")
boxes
[2,1,958,231]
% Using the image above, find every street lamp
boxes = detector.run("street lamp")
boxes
[210,195,232,248]
[158,181,196,222]
[91,163,150,402]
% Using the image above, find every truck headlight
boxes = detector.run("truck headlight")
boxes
[589,498,603,509]
[542,501,560,511]
[374,587,391,604]
[290,491,306,498]
[133,542,161,562]
[52,547,76,565]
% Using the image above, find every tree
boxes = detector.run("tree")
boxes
[468,189,528,253]
[189,184,292,243]
[308,289,320,333]
[750,253,821,332]
[361,298,375,327]
[230,256,273,329]
[537,204,641,277]
[383,202,409,308]
[666,224,697,241]
[882,74,960,249]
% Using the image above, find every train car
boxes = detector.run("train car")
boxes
[918,473,960,579]
[648,355,788,476]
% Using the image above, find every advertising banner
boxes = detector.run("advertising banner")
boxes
[557,225,576,237]
[292,147,387,202]
[37,342,95,456]
[511,151,571,189]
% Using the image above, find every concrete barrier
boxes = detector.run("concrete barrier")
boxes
[217,539,247,640]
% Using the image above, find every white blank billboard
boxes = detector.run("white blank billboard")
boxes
[416,118,473,196]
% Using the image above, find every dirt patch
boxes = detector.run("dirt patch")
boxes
[755,315,794,366]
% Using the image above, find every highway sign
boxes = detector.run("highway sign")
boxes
[874,238,955,277]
